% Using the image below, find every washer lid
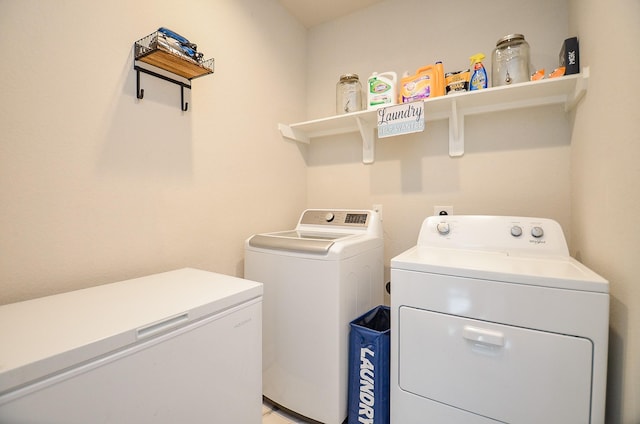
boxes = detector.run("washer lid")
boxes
[246,209,382,257]
[391,246,608,293]
[248,230,358,254]
[0,268,263,395]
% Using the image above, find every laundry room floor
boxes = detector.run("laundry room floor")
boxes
[262,401,313,423]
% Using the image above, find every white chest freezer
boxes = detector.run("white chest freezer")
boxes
[0,268,263,424]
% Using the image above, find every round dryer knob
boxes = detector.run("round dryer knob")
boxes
[510,226,523,237]
[325,212,335,222]
[531,226,544,238]
[436,222,450,235]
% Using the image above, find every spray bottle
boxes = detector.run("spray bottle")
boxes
[469,53,488,91]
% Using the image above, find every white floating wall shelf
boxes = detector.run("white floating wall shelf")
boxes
[278,68,589,163]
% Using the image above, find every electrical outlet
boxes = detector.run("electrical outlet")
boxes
[434,205,453,216]
[373,204,383,221]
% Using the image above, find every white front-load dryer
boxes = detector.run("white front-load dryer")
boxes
[390,215,609,424]
[245,209,384,424]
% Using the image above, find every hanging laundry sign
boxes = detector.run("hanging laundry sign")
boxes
[376,102,425,138]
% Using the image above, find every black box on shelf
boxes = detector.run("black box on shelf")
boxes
[560,37,580,75]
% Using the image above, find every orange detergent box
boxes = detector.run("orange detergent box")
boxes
[400,62,445,102]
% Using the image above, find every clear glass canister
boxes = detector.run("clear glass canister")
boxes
[491,34,531,87]
[336,74,363,114]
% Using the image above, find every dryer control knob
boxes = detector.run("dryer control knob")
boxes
[510,226,523,237]
[325,212,335,222]
[531,226,544,238]
[436,222,450,235]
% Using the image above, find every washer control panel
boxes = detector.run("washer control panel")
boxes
[420,215,569,257]
[299,209,371,227]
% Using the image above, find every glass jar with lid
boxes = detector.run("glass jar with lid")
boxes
[336,74,363,114]
[491,34,531,87]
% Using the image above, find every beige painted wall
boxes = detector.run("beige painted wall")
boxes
[305,0,572,292]
[305,0,639,421]
[1,0,638,422]
[569,1,640,423]
[0,0,308,304]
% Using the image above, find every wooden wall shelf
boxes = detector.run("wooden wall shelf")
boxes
[133,31,215,111]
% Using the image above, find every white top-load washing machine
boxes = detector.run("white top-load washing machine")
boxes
[0,268,263,424]
[390,216,609,424]
[245,209,384,424]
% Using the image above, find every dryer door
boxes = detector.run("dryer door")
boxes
[398,306,593,424]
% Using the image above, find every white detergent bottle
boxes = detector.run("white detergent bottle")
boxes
[367,71,398,110]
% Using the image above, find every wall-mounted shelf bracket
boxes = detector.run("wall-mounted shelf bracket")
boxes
[135,63,191,111]
[448,99,464,157]
[356,116,375,164]
[136,69,144,100]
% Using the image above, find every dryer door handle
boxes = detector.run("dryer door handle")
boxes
[462,326,505,347]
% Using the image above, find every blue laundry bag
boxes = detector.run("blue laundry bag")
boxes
[347,305,390,424]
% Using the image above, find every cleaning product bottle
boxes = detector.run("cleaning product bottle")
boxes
[399,63,445,103]
[367,71,398,110]
[469,53,488,91]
